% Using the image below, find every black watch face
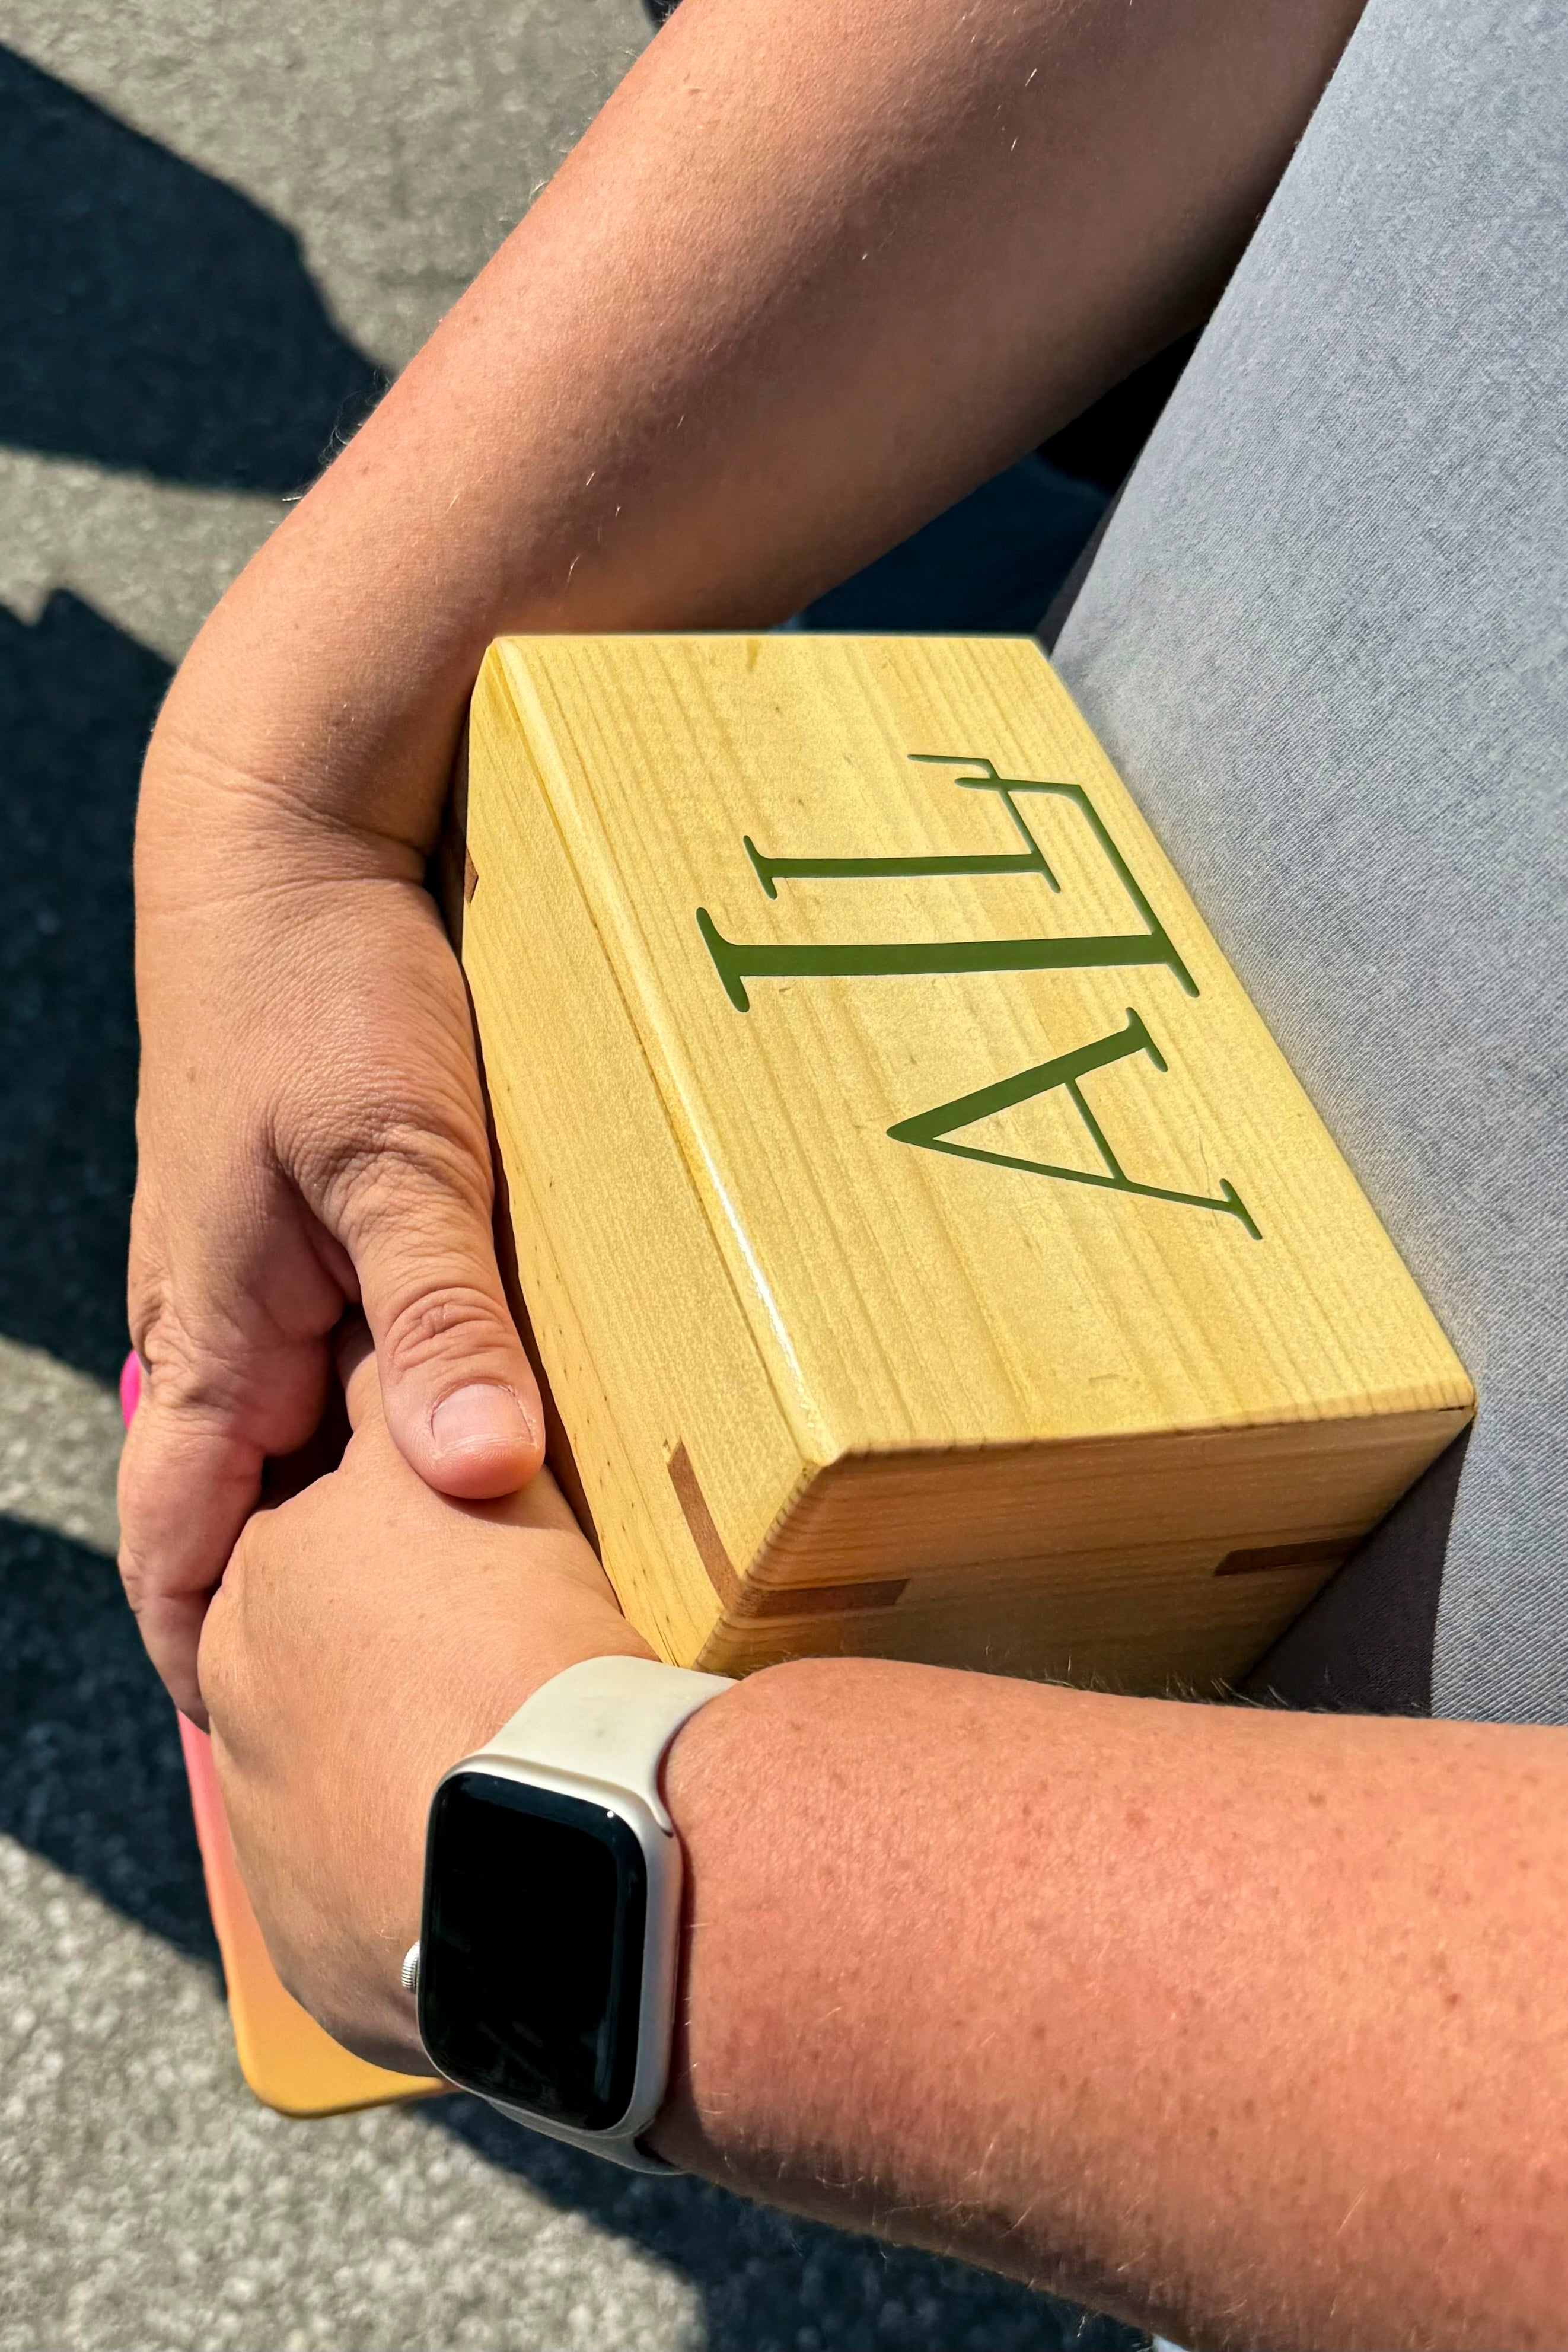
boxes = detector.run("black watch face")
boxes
[419,1771,648,2131]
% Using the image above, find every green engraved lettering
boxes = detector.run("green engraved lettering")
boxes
[744,760,1061,895]
[697,754,1194,1011]
[694,909,1180,1015]
[888,1008,1258,1236]
[694,754,1253,1234]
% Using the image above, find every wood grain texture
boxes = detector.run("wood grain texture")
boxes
[461,634,1472,1693]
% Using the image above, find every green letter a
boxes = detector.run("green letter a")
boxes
[887,1008,1258,1235]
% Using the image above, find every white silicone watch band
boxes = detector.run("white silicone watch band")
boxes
[477,1654,732,1824]
[454,1653,733,2173]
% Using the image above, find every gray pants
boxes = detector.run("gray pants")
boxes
[1053,0,1568,1723]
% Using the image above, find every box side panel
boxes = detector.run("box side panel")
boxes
[746,1406,1469,1584]
[464,654,808,1666]
[500,635,1471,1471]
[701,1548,1322,1694]
[696,1403,1470,1688]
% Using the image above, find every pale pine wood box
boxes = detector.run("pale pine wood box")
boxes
[454,633,1471,1694]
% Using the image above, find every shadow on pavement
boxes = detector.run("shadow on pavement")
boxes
[0,46,383,492]
[0,1518,216,1965]
[0,592,161,1384]
[0,592,207,1951]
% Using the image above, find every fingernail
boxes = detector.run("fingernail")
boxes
[430,1382,533,1461]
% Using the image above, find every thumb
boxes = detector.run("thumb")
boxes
[340,1146,544,1500]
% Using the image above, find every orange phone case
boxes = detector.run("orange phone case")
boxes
[123,1356,439,2117]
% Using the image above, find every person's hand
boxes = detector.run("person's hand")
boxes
[197,1320,649,2072]
[116,0,1346,1726]
[120,649,548,1724]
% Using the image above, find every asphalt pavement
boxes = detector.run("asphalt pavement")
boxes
[0,7,1145,2344]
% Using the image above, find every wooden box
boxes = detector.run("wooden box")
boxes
[454,633,1471,1694]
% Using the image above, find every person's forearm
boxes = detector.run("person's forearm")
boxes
[142,0,1365,876]
[654,1658,1568,2350]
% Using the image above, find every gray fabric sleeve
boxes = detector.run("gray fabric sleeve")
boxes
[1051,0,1568,1723]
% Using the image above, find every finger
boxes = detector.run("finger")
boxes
[120,1137,356,1712]
[337,1139,544,1500]
[336,1301,592,1577]
[117,1355,227,1722]
[118,1310,337,1721]
[118,1394,270,1726]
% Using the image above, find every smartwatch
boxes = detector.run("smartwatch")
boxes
[408,1653,733,2171]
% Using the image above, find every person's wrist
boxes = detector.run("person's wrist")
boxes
[388,1624,663,2069]
[137,465,508,859]
[642,1658,815,2170]
[136,721,425,906]
[210,1572,654,2071]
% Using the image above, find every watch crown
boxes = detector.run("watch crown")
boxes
[400,1940,420,1997]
